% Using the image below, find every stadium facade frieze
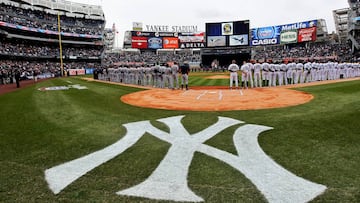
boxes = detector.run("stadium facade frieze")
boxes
[144,25,199,33]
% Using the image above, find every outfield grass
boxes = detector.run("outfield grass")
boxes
[0,75,359,202]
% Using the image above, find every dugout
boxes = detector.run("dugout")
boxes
[201,48,251,67]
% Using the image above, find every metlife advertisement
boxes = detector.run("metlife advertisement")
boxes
[251,20,317,46]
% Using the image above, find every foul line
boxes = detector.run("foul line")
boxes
[196,91,208,100]
[218,91,223,101]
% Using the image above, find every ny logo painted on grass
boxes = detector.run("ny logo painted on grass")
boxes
[45,116,326,203]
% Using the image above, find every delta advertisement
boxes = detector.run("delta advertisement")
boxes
[251,20,317,46]
[131,31,205,49]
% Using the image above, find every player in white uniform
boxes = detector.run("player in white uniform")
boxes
[262,62,270,87]
[268,63,275,87]
[253,62,262,88]
[240,61,251,89]
[302,62,312,83]
[228,60,240,89]
[247,62,254,88]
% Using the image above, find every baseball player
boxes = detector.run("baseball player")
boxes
[247,62,254,88]
[164,63,172,89]
[171,62,180,89]
[262,62,270,87]
[240,61,251,89]
[180,61,190,90]
[253,62,262,88]
[228,60,240,89]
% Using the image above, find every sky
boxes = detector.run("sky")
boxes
[71,0,349,47]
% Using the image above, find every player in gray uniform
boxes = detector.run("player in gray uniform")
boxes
[144,65,152,86]
[158,64,166,88]
[171,62,179,89]
[253,62,262,87]
[228,60,240,89]
[138,66,145,86]
[150,64,156,87]
[164,64,172,89]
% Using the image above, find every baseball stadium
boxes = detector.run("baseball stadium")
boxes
[1,0,360,202]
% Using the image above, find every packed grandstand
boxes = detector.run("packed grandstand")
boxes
[0,0,360,85]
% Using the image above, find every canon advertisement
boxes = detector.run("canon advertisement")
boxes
[251,20,317,46]
[205,20,250,47]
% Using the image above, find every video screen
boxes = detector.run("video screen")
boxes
[205,20,249,47]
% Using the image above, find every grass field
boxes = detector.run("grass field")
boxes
[0,74,360,202]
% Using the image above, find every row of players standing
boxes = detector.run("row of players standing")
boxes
[98,62,190,90]
[228,61,360,89]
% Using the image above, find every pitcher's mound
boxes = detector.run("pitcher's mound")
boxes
[121,87,313,111]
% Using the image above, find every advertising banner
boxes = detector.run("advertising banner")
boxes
[251,26,281,46]
[131,31,178,38]
[298,27,317,42]
[178,32,204,43]
[148,37,163,49]
[163,37,179,49]
[179,42,205,49]
[68,69,86,76]
[280,20,317,31]
[280,30,298,44]
[131,36,148,49]
[251,20,317,46]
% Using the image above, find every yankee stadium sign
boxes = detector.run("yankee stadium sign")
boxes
[45,116,326,202]
[145,24,199,33]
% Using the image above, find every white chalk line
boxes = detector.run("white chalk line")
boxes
[196,90,208,100]
[218,91,223,101]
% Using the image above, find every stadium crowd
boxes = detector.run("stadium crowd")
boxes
[0,3,104,36]
[0,40,103,58]
[0,60,101,85]
[253,43,353,62]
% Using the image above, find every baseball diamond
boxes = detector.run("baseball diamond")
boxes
[84,77,359,111]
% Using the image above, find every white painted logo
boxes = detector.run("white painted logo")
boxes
[45,116,326,202]
[38,84,87,91]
